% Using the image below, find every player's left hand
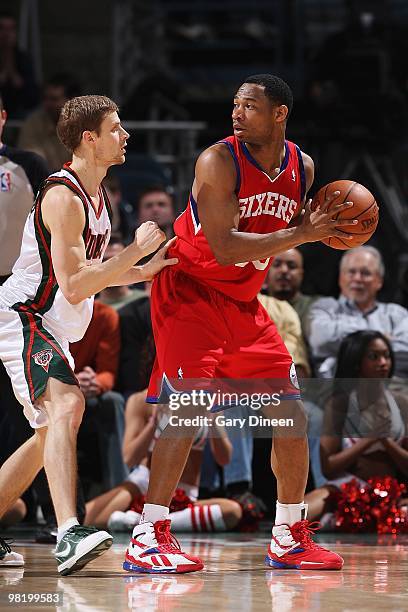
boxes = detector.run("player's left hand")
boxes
[142,237,179,281]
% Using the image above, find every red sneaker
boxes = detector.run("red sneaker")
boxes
[124,519,204,574]
[265,520,344,570]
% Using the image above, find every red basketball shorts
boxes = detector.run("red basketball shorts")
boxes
[147,268,301,409]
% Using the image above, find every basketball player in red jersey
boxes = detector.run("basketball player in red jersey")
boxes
[124,75,358,573]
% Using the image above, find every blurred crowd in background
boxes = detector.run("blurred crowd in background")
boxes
[1,1,408,538]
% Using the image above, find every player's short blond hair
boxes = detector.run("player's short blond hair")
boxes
[57,95,118,153]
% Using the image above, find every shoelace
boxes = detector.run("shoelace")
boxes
[290,520,322,550]
[0,537,12,554]
[154,520,183,554]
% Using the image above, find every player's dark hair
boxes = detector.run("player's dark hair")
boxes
[57,95,118,153]
[0,94,3,112]
[334,330,394,395]
[244,74,293,116]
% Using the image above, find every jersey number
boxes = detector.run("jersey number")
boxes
[235,258,270,271]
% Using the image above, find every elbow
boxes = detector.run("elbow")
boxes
[59,279,84,305]
[211,233,239,266]
[214,253,234,266]
[212,244,237,266]
[64,289,83,305]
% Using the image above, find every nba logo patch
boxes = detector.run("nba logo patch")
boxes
[32,349,53,372]
[289,363,299,389]
[0,171,11,192]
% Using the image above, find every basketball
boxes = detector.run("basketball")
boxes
[311,180,379,250]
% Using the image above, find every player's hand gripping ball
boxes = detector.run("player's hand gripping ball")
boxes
[311,180,379,250]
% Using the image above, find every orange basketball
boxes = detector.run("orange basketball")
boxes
[311,180,379,250]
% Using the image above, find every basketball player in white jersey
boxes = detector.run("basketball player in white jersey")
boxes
[0,95,176,575]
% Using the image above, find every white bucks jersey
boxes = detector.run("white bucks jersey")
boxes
[0,164,111,342]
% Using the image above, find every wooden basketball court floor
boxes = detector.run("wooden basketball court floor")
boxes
[1,532,408,611]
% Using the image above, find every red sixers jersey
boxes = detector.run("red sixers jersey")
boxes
[169,135,306,302]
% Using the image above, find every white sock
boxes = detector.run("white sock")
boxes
[275,501,308,527]
[140,503,169,524]
[57,517,79,542]
[170,504,226,532]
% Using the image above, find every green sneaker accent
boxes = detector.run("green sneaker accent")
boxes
[55,526,112,576]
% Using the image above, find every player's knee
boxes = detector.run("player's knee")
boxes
[48,393,85,430]
[67,396,85,429]
[283,399,308,436]
[12,498,27,523]
[267,399,308,437]
[296,401,308,432]
[221,500,243,529]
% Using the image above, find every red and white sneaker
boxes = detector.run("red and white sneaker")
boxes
[265,520,344,570]
[123,519,204,574]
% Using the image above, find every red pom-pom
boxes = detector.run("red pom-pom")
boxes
[129,489,194,515]
[169,488,194,513]
[334,476,408,534]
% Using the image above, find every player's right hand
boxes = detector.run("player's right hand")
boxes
[300,191,359,243]
[134,221,166,257]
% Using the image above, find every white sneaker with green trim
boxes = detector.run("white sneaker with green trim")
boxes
[55,526,112,576]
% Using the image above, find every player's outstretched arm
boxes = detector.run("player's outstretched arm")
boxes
[196,146,358,266]
[42,186,166,304]
[111,238,179,286]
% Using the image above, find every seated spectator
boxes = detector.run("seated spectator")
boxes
[98,235,146,309]
[266,248,320,334]
[70,300,128,492]
[307,246,408,378]
[84,390,242,532]
[103,175,137,245]
[0,11,39,118]
[137,186,175,239]
[18,73,80,171]
[305,330,408,523]
[258,293,311,378]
